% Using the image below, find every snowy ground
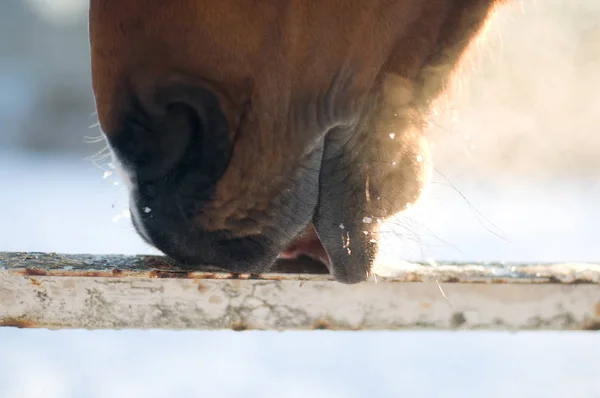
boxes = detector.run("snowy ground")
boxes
[1,149,599,397]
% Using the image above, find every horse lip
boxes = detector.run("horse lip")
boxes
[277,223,332,271]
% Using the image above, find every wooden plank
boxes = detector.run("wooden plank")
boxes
[1,252,599,331]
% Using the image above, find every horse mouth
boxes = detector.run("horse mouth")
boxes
[277,223,332,271]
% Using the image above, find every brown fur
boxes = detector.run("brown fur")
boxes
[89,0,503,283]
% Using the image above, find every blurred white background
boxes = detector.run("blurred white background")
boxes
[1,0,599,397]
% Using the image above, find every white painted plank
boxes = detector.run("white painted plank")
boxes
[1,252,599,331]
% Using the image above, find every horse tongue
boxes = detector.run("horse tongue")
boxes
[278,224,332,270]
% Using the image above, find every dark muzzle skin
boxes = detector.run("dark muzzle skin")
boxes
[89,0,501,283]
[109,80,324,274]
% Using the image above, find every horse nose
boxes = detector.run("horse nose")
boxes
[105,79,240,268]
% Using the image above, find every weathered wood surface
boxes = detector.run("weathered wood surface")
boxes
[1,252,599,331]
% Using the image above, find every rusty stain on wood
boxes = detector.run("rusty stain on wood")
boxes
[0,317,37,329]
[230,322,250,332]
[312,319,333,330]
[583,320,600,331]
[1,252,600,331]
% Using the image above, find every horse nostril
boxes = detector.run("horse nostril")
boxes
[138,101,199,182]
[155,82,232,189]
[107,99,198,183]
[108,82,231,187]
